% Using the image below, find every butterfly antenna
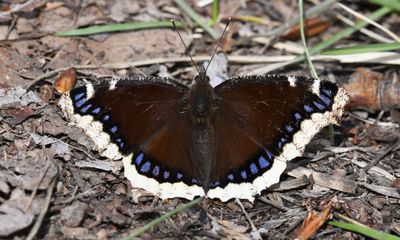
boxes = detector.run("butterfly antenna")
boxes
[205,18,231,73]
[171,20,200,74]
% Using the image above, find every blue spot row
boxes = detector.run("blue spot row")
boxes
[221,149,274,186]
[132,153,190,183]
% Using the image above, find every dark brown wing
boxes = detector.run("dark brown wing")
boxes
[207,75,348,201]
[61,77,205,199]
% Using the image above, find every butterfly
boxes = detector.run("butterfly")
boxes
[59,64,349,202]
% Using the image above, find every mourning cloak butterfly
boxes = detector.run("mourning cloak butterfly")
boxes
[59,67,349,202]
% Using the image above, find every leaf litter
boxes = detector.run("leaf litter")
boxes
[0,0,399,239]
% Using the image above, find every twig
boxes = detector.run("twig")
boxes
[26,176,58,240]
[363,138,400,171]
[334,213,369,228]
[25,161,52,211]
[235,198,261,240]
[26,67,69,90]
[258,196,291,212]
[235,198,257,230]
[5,15,18,40]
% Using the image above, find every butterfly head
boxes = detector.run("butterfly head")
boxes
[195,65,210,84]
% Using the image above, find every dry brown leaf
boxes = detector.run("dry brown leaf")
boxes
[282,17,331,40]
[54,67,77,94]
[295,202,332,240]
[343,67,400,111]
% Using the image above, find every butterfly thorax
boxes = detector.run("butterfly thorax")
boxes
[188,74,216,128]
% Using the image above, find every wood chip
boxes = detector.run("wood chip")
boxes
[358,183,400,199]
[287,166,356,194]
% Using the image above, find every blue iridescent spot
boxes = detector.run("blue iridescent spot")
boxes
[80,104,92,113]
[115,138,124,148]
[250,163,258,174]
[313,100,325,110]
[264,148,273,160]
[322,88,332,97]
[140,161,151,173]
[211,181,220,188]
[241,170,248,179]
[91,107,101,114]
[319,94,332,106]
[102,114,110,121]
[74,98,86,108]
[192,178,199,184]
[304,104,314,113]
[294,112,302,121]
[177,172,183,179]
[258,156,270,169]
[163,171,170,179]
[134,153,144,165]
[110,125,118,133]
[227,173,234,181]
[152,166,160,176]
[73,92,85,101]
[285,125,294,133]
[278,137,287,149]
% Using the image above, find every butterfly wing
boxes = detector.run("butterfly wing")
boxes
[207,75,349,201]
[59,77,204,199]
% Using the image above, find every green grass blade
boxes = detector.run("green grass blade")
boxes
[329,221,400,240]
[299,0,319,79]
[211,0,219,25]
[369,0,400,12]
[321,42,400,55]
[124,197,202,239]
[57,20,183,37]
[174,0,220,39]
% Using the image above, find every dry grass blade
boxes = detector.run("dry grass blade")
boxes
[337,2,400,42]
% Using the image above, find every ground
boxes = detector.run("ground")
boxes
[0,0,399,239]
